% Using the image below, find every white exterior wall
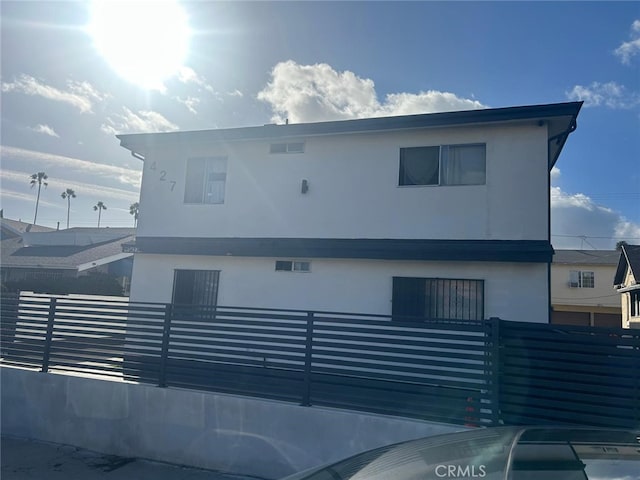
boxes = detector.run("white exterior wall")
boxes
[135,123,549,241]
[130,254,549,323]
[621,267,639,328]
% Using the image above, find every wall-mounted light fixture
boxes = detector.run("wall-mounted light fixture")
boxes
[301,179,309,194]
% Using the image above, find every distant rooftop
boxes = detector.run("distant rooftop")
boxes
[1,222,136,272]
[0,218,55,240]
[553,249,620,266]
[22,227,136,247]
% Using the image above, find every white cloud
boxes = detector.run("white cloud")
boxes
[566,81,640,109]
[176,66,215,94]
[0,186,61,209]
[615,219,640,241]
[257,61,486,123]
[550,166,561,184]
[101,107,179,134]
[175,96,201,114]
[614,19,640,65]
[29,124,59,138]
[227,89,244,98]
[0,145,141,188]
[551,185,640,249]
[0,74,107,113]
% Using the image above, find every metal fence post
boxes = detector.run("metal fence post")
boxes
[41,297,57,373]
[634,331,640,427]
[302,312,314,406]
[488,317,501,426]
[158,303,173,388]
[0,293,19,356]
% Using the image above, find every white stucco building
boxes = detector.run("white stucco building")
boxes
[118,102,582,323]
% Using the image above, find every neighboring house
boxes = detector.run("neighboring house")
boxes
[550,249,621,327]
[1,222,135,295]
[0,217,55,240]
[117,102,582,323]
[614,244,640,329]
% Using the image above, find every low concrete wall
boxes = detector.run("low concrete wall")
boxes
[1,367,465,479]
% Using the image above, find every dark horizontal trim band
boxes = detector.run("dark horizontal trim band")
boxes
[132,237,554,263]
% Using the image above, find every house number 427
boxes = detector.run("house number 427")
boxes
[150,161,177,191]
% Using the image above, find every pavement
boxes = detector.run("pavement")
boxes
[1,436,268,480]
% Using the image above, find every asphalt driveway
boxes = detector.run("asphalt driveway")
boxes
[1,436,266,480]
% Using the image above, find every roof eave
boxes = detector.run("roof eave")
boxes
[615,283,640,293]
[117,102,583,171]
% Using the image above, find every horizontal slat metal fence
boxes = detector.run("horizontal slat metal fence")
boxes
[0,292,48,369]
[309,312,492,425]
[162,305,309,402]
[498,321,640,429]
[1,292,639,429]
[1,292,166,381]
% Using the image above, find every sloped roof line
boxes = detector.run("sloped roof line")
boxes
[552,249,619,266]
[613,245,640,287]
[0,218,55,236]
[1,235,135,271]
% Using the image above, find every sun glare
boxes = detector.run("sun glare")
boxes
[88,1,190,91]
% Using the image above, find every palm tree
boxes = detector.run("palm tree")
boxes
[61,189,76,229]
[29,171,48,224]
[129,202,140,227]
[93,201,107,227]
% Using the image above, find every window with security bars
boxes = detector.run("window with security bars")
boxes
[392,277,484,321]
[172,270,220,305]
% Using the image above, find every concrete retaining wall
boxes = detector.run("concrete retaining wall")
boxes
[1,368,465,479]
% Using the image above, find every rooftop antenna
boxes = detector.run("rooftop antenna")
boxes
[579,235,597,250]
[285,118,289,125]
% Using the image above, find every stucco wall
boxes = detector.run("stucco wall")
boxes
[551,264,620,309]
[130,254,549,323]
[135,123,548,241]
[1,368,464,479]
[621,268,638,328]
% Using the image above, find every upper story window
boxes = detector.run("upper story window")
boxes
[399,143,486,186]
[270,142,304,154]
[568,270,594,288]
[184,156,227,204]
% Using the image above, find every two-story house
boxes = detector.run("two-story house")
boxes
[117,102,582,323]
[614,244,640,328]
[551,249,621,327]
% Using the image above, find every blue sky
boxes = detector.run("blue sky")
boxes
[1,1,638,249]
